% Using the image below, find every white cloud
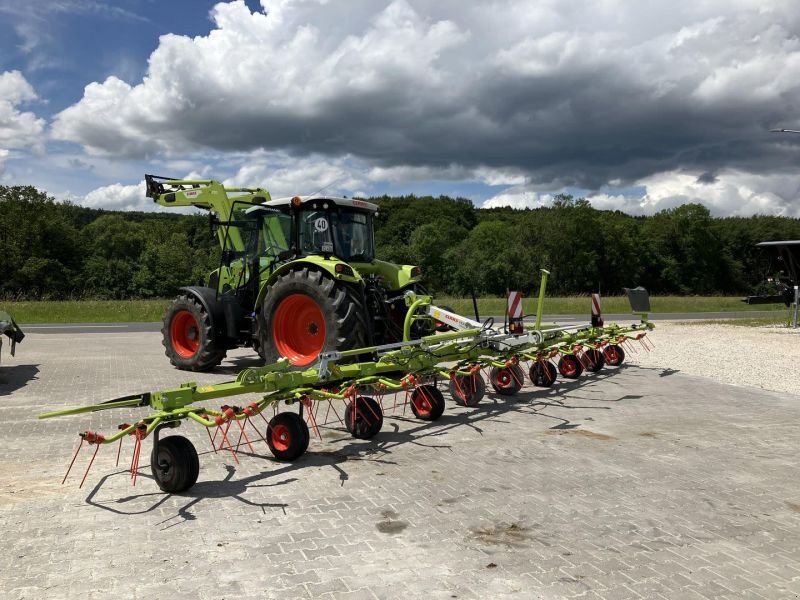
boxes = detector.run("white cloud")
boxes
[0,70,45,154]
[42,0,800,217]
[482,189,554,210]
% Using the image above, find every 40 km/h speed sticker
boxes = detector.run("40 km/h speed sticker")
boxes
[314,218,329,233]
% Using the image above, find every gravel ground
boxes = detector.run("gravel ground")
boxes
[626,321,800,396]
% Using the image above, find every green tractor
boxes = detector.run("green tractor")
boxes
[146,175,430,371]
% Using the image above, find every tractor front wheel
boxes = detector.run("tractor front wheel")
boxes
[259,268,369,367]
[162,294,226,372]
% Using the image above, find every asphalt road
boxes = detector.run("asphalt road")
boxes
[18,310,787,335]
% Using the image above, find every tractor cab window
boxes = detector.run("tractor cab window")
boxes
[299,208,374,262]
[217,203,292,296]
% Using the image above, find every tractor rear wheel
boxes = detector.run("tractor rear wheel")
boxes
[259,268,369,367]
[162,294,226,372]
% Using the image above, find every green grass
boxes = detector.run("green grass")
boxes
[1,295,789,324]
[4,299,170,324]
[435,295,788,317]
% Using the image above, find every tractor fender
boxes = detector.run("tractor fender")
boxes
[255,258,363,309]
[369,259,423,291]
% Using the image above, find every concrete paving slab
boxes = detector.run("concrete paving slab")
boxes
[1,332,799,599]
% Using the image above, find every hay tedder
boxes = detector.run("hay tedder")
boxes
[39,277,654,493]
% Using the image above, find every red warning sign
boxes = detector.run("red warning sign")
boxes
[508,291,523,319]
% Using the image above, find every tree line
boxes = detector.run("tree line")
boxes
[1,185,798,300]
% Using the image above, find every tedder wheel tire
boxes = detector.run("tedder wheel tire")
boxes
[529,360,557,387]
[583,349,605,372]
[259,268,369,367]
[558,354,583,379]
[448,373,486,407]
[344,397,383,439]
[267,412,309,461]
[603,344,625,366]
[162,294,226,372]
[150,435,200,493]
[410,384,446,421]
[489,364,525,396]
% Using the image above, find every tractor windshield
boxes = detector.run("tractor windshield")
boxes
[217,202,292,295]
[299,208,374,262]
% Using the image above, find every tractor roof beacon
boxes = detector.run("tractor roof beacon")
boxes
[145,174,429,371]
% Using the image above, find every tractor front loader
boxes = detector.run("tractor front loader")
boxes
[146,175,429,372]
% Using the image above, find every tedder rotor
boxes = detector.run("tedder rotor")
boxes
[40,279,654,494]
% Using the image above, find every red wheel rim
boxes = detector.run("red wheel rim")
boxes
[605,346,620,364]
[272,294,326,366]
[270,423,291,452]
[495,369,513,388]
[561,357,577,376]
[170,310,200,358]
[413,390,432,416]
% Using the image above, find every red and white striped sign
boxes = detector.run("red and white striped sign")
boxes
[507,291,523,319]
[591,293,602,317]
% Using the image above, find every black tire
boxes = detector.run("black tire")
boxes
[583,349,605,372]
[603,344,625,367]
[558,354,583,379]
[448,372,486,407]
[489,364,525,396]
[410,384,446,421]
[162,294,226,372]
[258,267,369,367]
[529,360,557,387]
[266,412,309,461]
[344,397,383,439]
[150,435,200,493]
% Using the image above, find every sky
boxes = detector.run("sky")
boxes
[1,0,800,216]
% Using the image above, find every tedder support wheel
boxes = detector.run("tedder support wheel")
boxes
[583,349,605,372]
[489,364,525,396]
[448,373,486,407]
[529,360,557,387]
[259,267,369,367]
[345,397,383,439]
[558,354,583,379]
[410,384,446,421]
[603,344,625,366]
[162,294,226,372]
[150,435,200,493]
[267,412,310,461]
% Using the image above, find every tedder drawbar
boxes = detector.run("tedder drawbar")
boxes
[39,278,654,494]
